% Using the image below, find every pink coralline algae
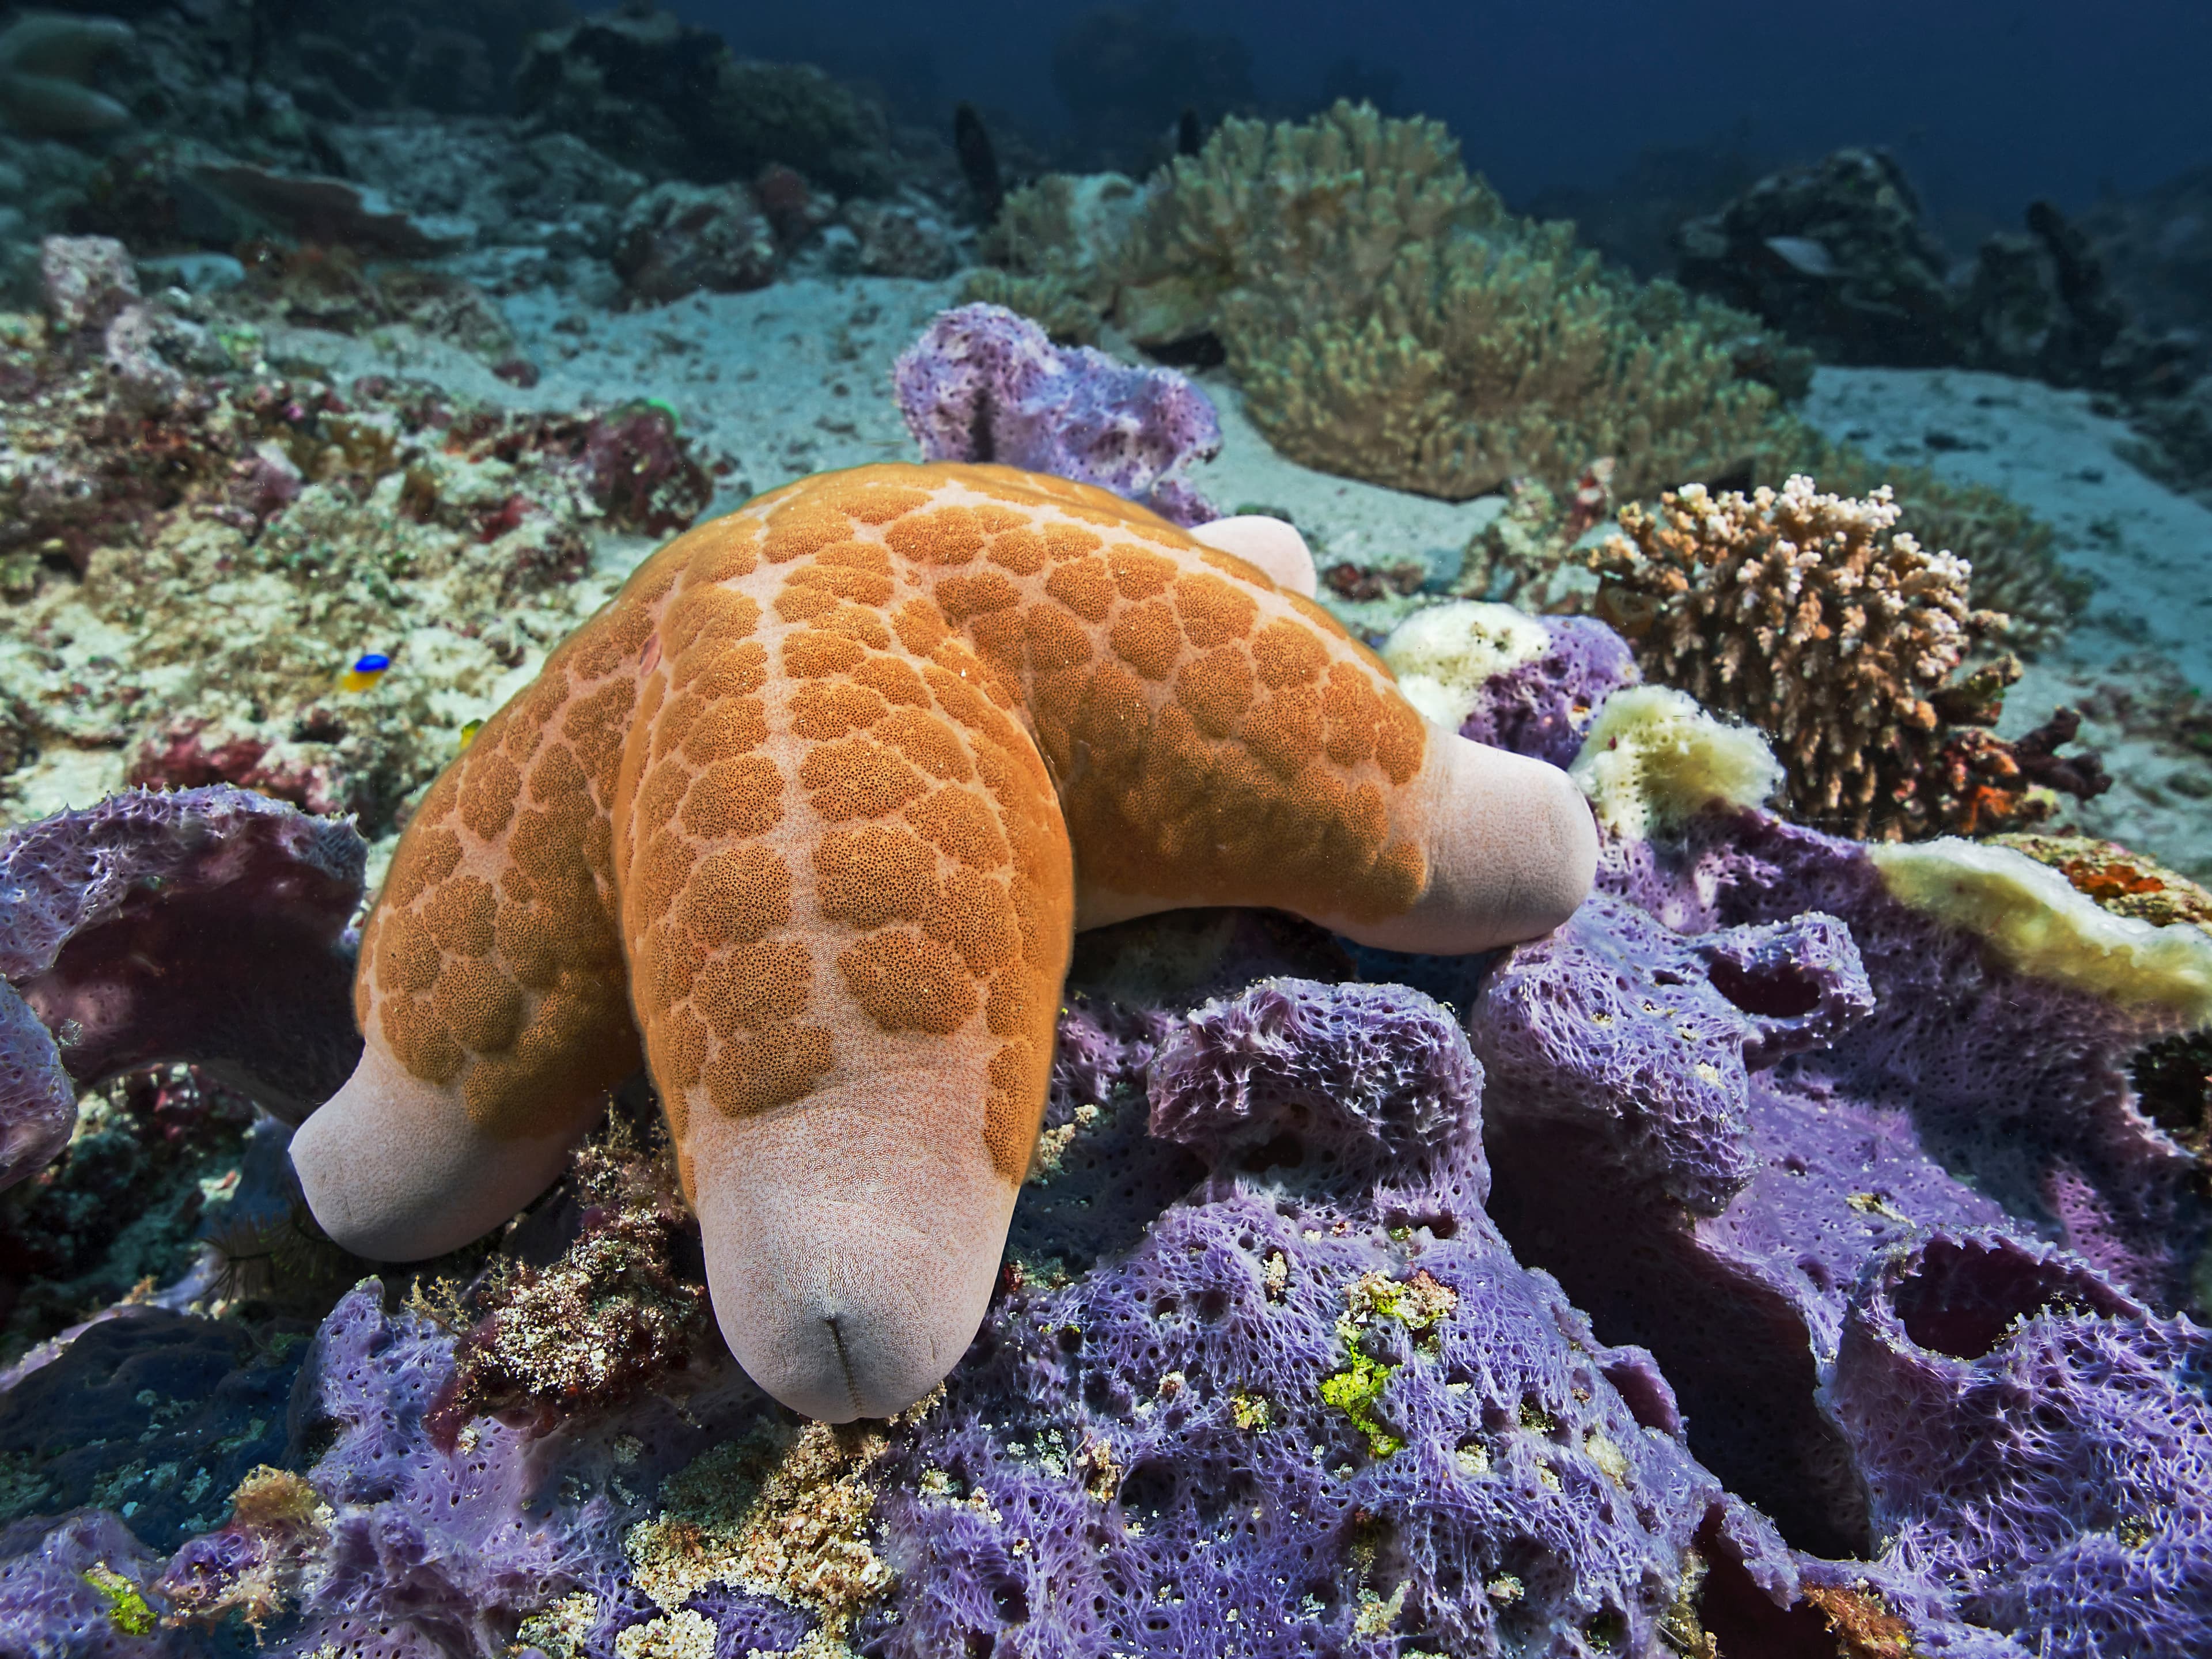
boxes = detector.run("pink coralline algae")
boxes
[0,785,364,1187]
[894,302,1224,525]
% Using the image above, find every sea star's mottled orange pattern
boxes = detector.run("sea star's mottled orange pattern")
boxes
[294,463,1596,1421]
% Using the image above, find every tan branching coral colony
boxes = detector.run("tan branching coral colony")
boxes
[293,463,1596,1421]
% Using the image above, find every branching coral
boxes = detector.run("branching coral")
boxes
[1772,422,2087,647]
[1106,101,1786,501]
[1590,474,2102,839]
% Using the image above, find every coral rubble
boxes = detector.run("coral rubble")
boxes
[0,234,710,840]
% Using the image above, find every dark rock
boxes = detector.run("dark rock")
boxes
[1963,199,2196,394]
[514,6,891,195]
[190,161,474,258]
[839,197,959,278]
[1678,147,2197,407]
[0,1308,304,1546]
[613,180,779,304]
[1674,147,1960,367]
[2079,162,2212,341]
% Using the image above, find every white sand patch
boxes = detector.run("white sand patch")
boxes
[1190,373,1503,584]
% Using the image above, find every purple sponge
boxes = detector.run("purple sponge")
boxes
[1473,895,1874,1213]
[1455,613,1642,770]
[859,975,1726,1658]
[1831,1230,2212,1658]
[0,786,365,1188]
[894,303,1222,525]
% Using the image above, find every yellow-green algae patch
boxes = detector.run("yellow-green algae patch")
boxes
[622,1400,938,1651]
[1318,1269,1458,1457]
[1569,685,1783,841]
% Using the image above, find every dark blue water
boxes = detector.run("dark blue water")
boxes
[688,0,2212,237]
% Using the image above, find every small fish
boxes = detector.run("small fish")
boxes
[339,652,391,693]
[457,718,484,751]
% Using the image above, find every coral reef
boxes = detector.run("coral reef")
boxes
[1567,686,1783,841]
[1772,423,2088,648]
[0,236,711,838]
[217,238,519,363]
[1469,821,2209,1614]
[3,733,2209,1656]
[1114,101,1787,501]
[1448,460,1616,615]
[1993,832,2212,929]
[0,1304,304,1540]
[613,181,779,304]
[0,1069,265,1358]
[160,1279,626,1653]
[1679,147,2193,401]
[1591,474,2105,838]
[3,219,2210,1659]
[893,302,1222,524]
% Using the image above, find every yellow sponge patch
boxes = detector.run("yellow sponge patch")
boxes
[1870,838,2212,1025]
[1378,600,1554,732]
[1569,685,1781,840]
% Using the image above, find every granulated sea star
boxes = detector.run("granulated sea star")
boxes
[291,463,1596,1420]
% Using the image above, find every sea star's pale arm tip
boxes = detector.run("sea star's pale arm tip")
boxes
[1187,514,1320,597]
[290,1044,596,1262]
[686,1088,1018,1422]
[1341,722,1599,956]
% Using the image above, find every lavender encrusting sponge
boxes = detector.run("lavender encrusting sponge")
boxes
[893,302,1223,525]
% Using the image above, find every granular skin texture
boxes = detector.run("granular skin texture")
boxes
[357,461,1426,1162]
[287,459,1612,1425]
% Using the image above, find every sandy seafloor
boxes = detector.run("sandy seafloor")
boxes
[24,269,2212,881]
